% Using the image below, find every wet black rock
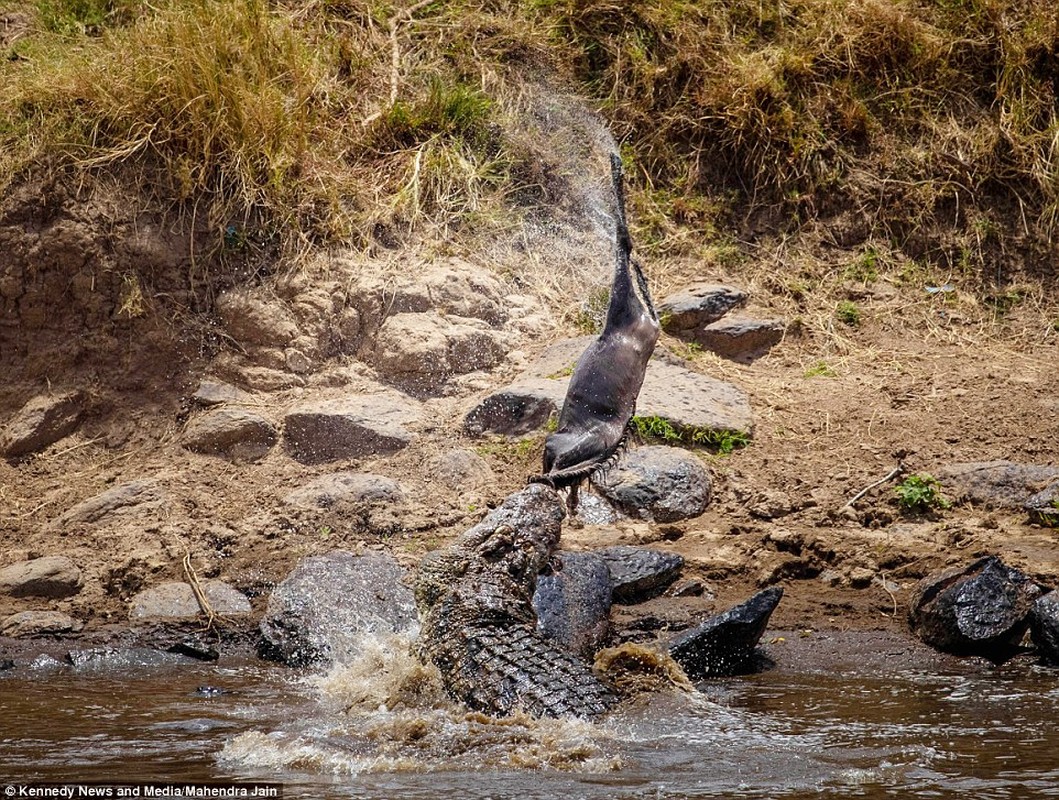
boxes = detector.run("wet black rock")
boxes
[533,551,613,660]
[1031,590,1059,665]
[169,638,220,662]
[597,546,684,604]
[259,550,418,667]
[908,556,1041,659]
[667,587,783,679]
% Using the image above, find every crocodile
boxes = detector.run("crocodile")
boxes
[414,483,618,719]
[529,153,660,509]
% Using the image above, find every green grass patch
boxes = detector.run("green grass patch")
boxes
[804,360,837,378]
[630,415,750,455]
[835,300,862,327]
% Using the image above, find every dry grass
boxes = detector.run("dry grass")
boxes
[1,0,1057,288]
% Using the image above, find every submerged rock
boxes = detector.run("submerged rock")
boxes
[667,587,783,679]
[1031,591,1059,665]
[259,551,418,667]
[533,551,613,660]
[908,556,1041,659]
[597,546,685,604]
[594,445,711,522]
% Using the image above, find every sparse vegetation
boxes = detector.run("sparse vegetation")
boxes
[895,473,950,514]
[630,415,750,455]
[835,300,861,327]
[804,361,837,378]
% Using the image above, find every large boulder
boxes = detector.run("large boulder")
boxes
[657,283,747,333]
[667,587,783,678]
[0,556,82,598]
[533,551,613,660]
[1031,590,1059,665]
[259,551,418,667]
[594,445,711,522]
[597,546,685,604]
[128,580,251,620]
[908,556,1041,658]
[1,390,85,458]
[283,392,420,464]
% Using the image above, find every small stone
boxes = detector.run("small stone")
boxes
[669,578,707,598]
[283,472,404,509]
[58,480,165,526]
[215,290,299,347]
[1,390,85,458]
[128,580,251,620]
[594,446,711,523]
[285,348,314,374]
[692,316,785,361]
[658,283,748,332]
[283,392,420,464]
[0,610,84,637]
[426,449,495,491]
[848,567,876,589]
[597,546,685,604]
[181,407,278,462]
[191,381,252,407]
[463,379,565,437]
[168,639,220,662]
[0,556,83,598]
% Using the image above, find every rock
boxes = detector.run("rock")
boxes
[464,379,565,436]
[908,556,1041,658]
[1031,591,1059,665]
[259,551,418,667]
[0,611,84,637]
[191,380,252,407]
[372,311,507,395]
[354,261,508,328]
[690,316,786,361]
[658,283,747,332]
[637,361,754,437]
[464,358,752,440]
[938,461,1059,509]
[667,587,783,679]
[283,392,420,464]
[168,638,220,662]
[597,546,685,604]
[593,445,711,523]
[0,556,83,598]
[215,289,299,347]
[1025,481,1059,526]
[128,580,251,620]
[533,551,613,660]
[1,390,84,458]
[283,472,404,508]
[426,448,495,491]
[58,480,165,526]
[181,407,278,462]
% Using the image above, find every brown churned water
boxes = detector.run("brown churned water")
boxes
[2,632,1059,799]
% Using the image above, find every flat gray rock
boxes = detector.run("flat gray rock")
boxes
[259,551,418,667]
[464,359,752,440]
[215,290,299,347]
[426,448,495,491]
[1,390,85,458]
[658,283,747,332]
[594,445,711,522]
[58,480,165,526]
[283,472,404,508]
[283,392,420,464]
[1031,590,1059,665]
[0,610,83,637]
[667,587,783,679]
[691,316,785,361]
[533,551,613,660]
[128,580,251,620]
[597,546,685,604]
[0,556,82,598]
[1025,481,1059,526]
[938,461,1059,509]
[191,380,253,407]
[182,407,278,462]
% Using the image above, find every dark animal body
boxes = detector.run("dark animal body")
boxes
[414,484,617,719]
[530,155,660,502]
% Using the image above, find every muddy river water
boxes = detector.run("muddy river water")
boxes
[3,631,1058,799]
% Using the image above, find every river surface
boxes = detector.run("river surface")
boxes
[3,632,1058,799]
